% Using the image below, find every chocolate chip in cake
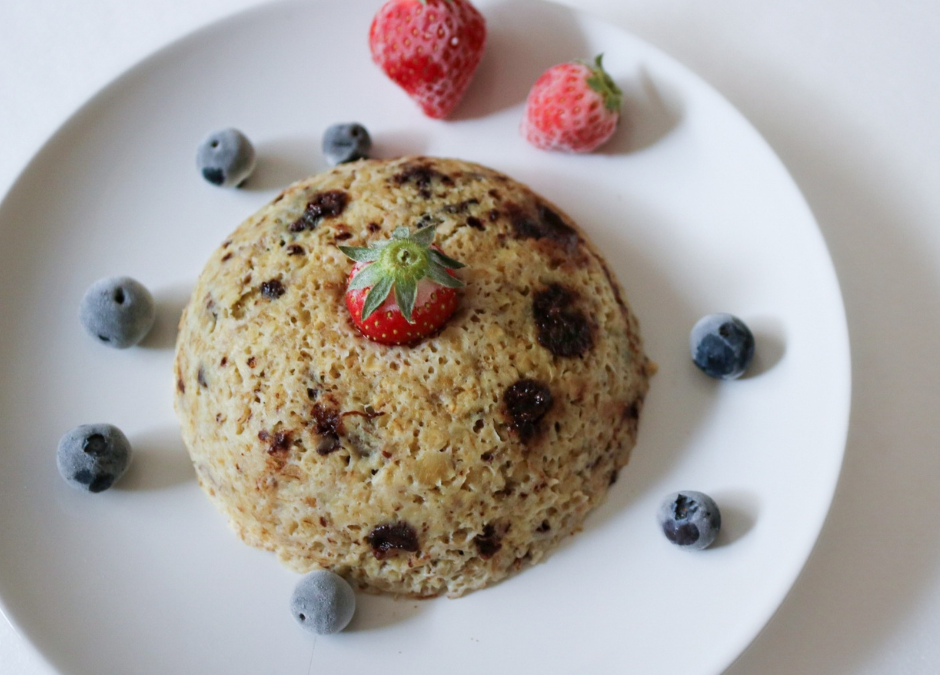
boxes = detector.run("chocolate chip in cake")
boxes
[504,379,554,442]
[532,284,594,357]
[474,524,502,559]
[392,163,453,199]
[289,190,349,232]
[366,522,420,559]
[313,403,343,455]
[507,203,580,252]
[260,279,286,300]
[442,198,480,214]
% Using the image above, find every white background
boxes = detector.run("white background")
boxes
[1,0,939,673]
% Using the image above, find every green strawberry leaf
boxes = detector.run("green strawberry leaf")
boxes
[584,53,623,113]
[394,277,418,323]
[361,275,394,321]
[338,245,382,263]
[410,225,437,248]
[429,248,466,269]
[426,262,464,288]
[348,262,385,292]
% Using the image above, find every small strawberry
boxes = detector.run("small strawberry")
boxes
[521,54,623,153]
[369,0,487,119]
[340,225,465,345]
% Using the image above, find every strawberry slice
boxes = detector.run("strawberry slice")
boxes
[340,225,465,345]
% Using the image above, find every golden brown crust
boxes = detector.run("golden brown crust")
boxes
[173,157,650,597]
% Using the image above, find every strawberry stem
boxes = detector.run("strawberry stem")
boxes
[584,53,623,113]
[340,224,465,324]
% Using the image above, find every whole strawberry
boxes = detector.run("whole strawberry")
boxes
[340,225,465,345]
[521,54,622,153]
[369,0,487,119]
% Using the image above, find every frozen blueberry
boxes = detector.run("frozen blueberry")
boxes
[56,424,132,493]
[290,570,356,635]
[79,276,155,348]
[322,123,371,166]
[196,128,256,187]
[658,491,721,550]
[690,313,755,380]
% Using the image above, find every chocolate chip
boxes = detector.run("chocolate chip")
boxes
[504,379,554,442]
[474,524,502,559]
[221,252,234,262]
[366,521,419,559]
[317,435,341,455]
[488,209,500,222]
[268,431,291,455]
[368,222,381,233]
[247,356,256,368]
[443,198,480,214]
[286,244,305,256]
[532,284,594,357]
[507,203,580,251]
[289,190,349,231]
[312,403,343,455]
[392,163,453,199]
[466,216,484,230]
[260,279,285,299]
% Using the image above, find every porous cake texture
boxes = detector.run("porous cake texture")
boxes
[174,156,651,597]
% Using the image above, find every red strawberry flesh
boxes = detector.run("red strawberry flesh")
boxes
[369,0,487,119]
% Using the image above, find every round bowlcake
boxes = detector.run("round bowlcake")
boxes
[173,156,652,598]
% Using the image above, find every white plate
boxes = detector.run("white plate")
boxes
[0,1,850,673]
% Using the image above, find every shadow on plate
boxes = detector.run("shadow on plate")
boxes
[742,316,787,379]
[601,67,685,155]
[371,128,432,160]
[119,426,195,491]
[346,593,429,632]
[139,281,193,351]
[710,489,760,548]
[241,136,325,192]
[449,0,590,121]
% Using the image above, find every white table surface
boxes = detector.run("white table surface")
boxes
[2,0,940,673]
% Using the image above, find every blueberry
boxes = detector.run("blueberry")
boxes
[79,276,155,348]
[196,128,256,187]
[658,491,721,550]
[290,570,356,635]
[690,313,755,379]
[322,123,371,166]
[56,424,132,493]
